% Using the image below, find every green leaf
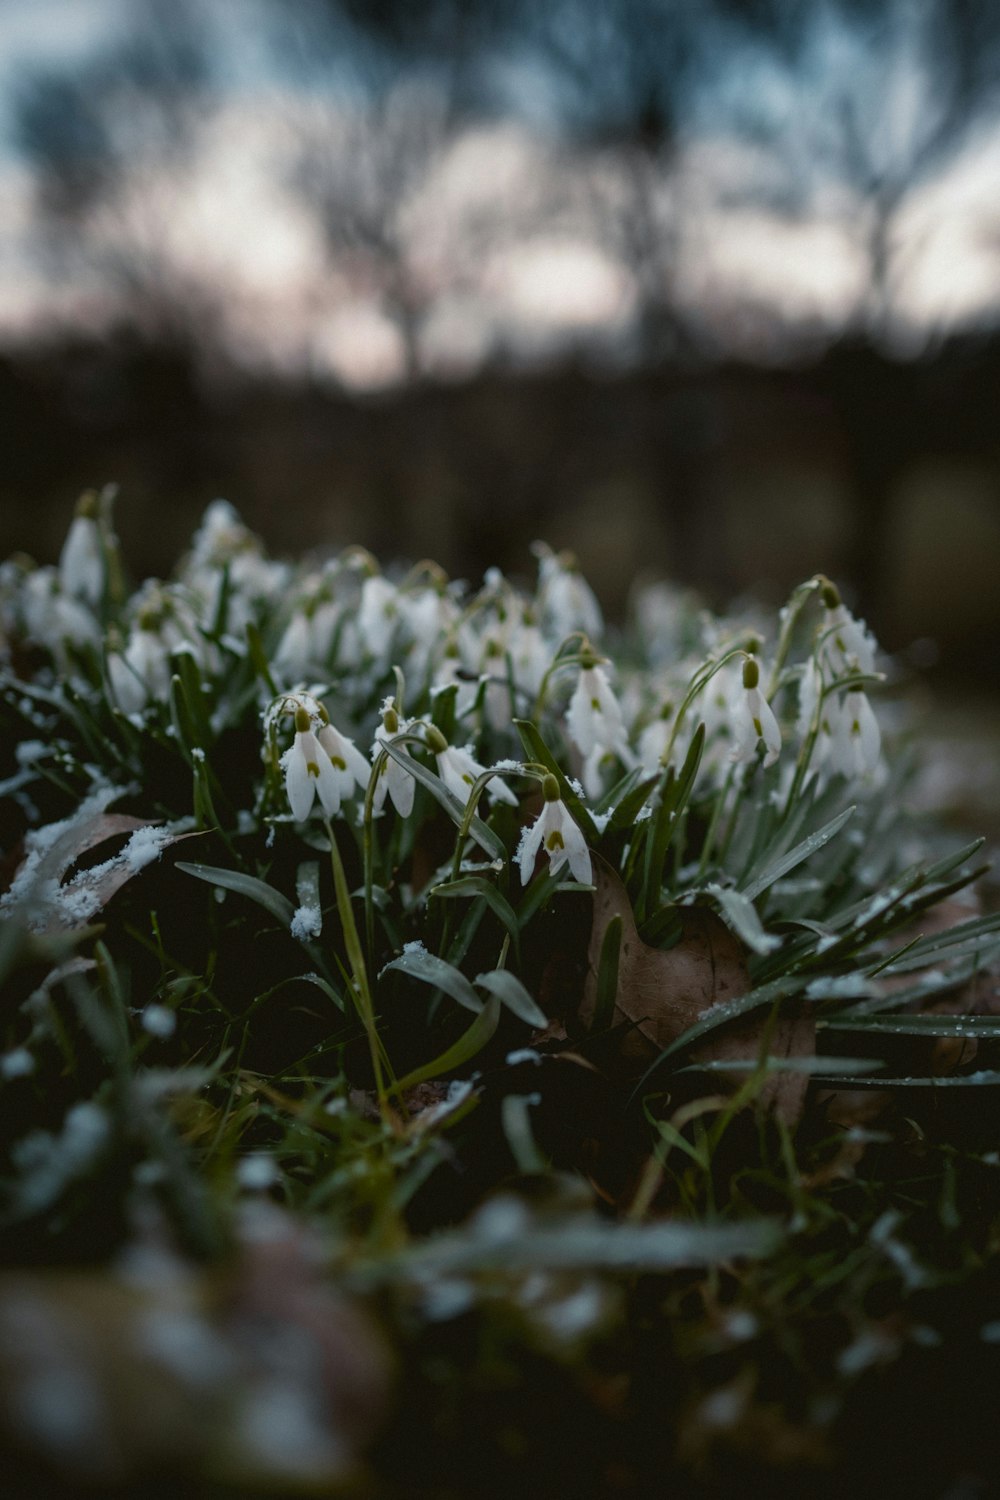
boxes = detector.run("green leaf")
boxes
[740,804,855,902]
[431,875,521,958]
[705,883,781,955]
[382,946,482,1014]
[176,861,295,928]
[385,1215,783,1277]
[475,968,548,1027]
[807,1069,1000,1089]
[680,1055,884,1076]
[640,722,705,921]
[300,971,345,1012]
[392,995,501,1093]
[820,1013,1000,1039]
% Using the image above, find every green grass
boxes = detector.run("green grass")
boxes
[1,493,999,1496]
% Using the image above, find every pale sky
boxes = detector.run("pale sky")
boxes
[1,0,999,388]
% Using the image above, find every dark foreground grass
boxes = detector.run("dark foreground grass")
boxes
[2,494,1000,1496]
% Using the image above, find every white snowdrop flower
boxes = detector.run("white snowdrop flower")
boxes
[59,498,104,606]
[22,569,101,656]
[729,656,782,768]
[518,775,592,886]
[316,710,372,801]
[534,544,603,641]
[509,613,550,700]
[637,700,675,774]
[425,726,518,809]
[371,700,416,818]
[273,609,314,680]
[434,640,479,718]
[566,661,632,763]
[401,587,456,678]
[819,581,877,678]
[108,617,172,715]
[581,744,617,799]
[796,656,824,740]
[831,690,881,779]
[281,707,342,820]
[796,657,839,773]
[358,575,399,662]
[480,637,513,730]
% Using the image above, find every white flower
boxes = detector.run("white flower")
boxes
[273,609,314,679]
[534,544,602,641]
[637,701,675,774]
[729,657,781,768]
[566,663,632,762]
[108,631,162,714]
[819,585,877,679]
[509,615,550,700]
[59,512,104,606]
[432,738,519,809]
[22,569,101,657]
[281,708,342,820]
[519,778,592,886]
[433,642,479,718]
[830,690,881,779]
[371,701,416,818]
[358,575,399,663]
[401,588,456,678]
[317,716,372,802]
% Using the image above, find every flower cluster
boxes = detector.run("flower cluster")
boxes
[3,501,887,922]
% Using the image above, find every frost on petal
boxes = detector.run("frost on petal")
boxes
[518,814,546,885]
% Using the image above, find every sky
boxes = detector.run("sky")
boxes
[1,0,999,388]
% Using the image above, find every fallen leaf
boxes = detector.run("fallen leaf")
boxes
[581,859,814,1121]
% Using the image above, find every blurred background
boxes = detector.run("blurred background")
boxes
[2,0,1000,685]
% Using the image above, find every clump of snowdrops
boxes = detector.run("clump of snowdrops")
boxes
[5,490,1000,1492]
[2,488,999,1239]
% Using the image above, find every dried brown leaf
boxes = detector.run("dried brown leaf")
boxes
[582,860,814,1122]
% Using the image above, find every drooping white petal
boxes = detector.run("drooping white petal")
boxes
[566,664,630,760]
[832,691,881,778]
[729,684,781,768]
[59,516,104,605]
[282,739,316,821]
[313,746,343,816]
[318,723,371,796]
[560,809,594,886]
[434,745,518,808]
[518,809,547,885]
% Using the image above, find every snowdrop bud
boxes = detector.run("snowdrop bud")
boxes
[59,494,104,606]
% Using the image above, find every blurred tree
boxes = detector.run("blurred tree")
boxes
[14,0,219,343]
